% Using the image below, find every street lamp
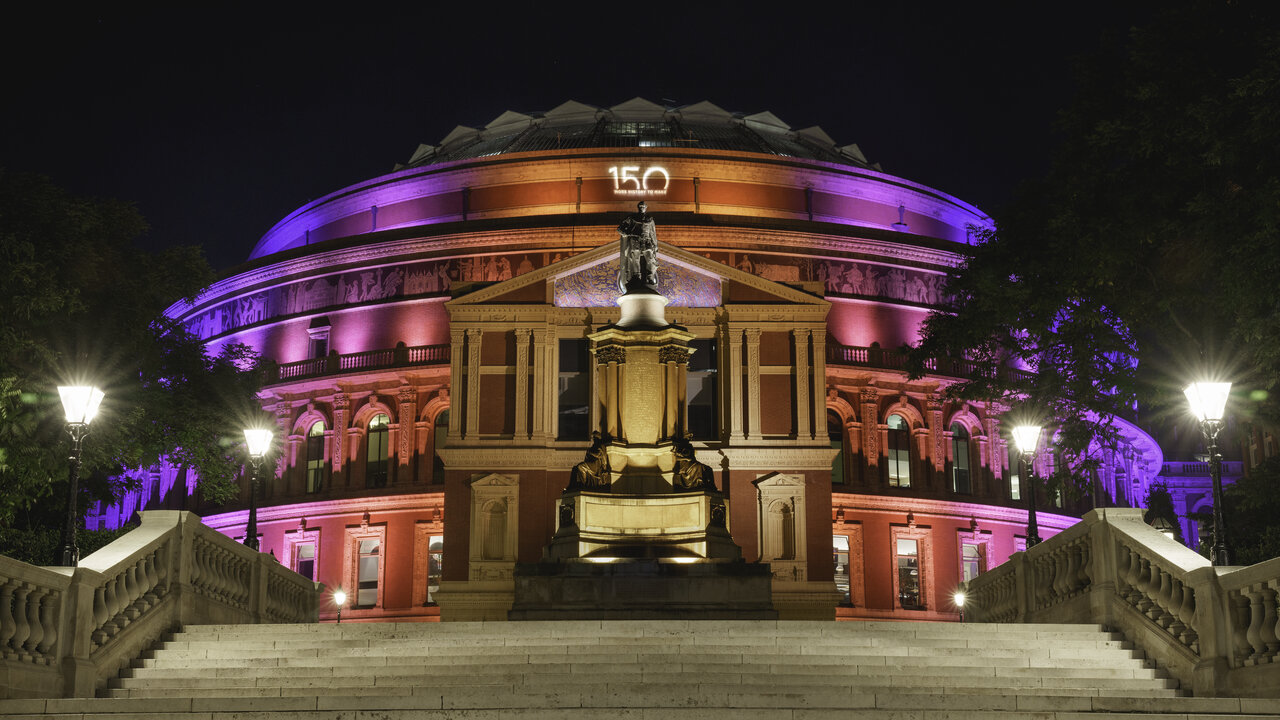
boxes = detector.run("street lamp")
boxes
[333,588,347,624]
[242,428,273,551]
[1011,424,1043,548]
[953,590,966,623]
[1185,381,1231,566]
[57,386,105,567]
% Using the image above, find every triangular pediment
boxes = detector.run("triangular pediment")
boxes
[446,240,829,311]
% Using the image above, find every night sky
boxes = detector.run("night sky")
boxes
[1,5,1149,272]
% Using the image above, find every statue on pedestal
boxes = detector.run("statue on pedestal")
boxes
[618,201,658,291]
[672,436,716,492]
[567,431,612,491]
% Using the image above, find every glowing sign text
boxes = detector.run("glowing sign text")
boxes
[608,165,670,197]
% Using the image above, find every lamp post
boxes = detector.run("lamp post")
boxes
[1185,381,1231,566]
[57,386,105,567]
[333,588,347,624]
[1012,424,1043,548]
[242,428,273,552]
[954,590,966,623]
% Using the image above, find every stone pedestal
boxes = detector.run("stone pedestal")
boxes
[545,490,740,561]
[508,560,777,620]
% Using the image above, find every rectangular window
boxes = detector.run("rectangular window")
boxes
[357,538,380,607]
[306,433,324,494]
[686,338,718,440]
[960,541,983,583]
[427,535,443,605]
[896,538,923,609]
[295,542,315,581]
[309,335,329,359]
[557,339,590,440]
[832,535,851,605]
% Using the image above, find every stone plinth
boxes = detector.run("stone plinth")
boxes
[545,490,740,561]
[508,560,777,620]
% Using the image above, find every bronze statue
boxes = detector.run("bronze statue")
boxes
[672,435,716,491]
[567,431,612,491]
[618,201,658,291]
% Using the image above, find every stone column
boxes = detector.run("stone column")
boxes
[333,392,349,486]
[728,328,745,442]
[274,402,293,495]
[531,328,548,442]
[928,396,945,473]
[514,329,530,440]
[448,329,465,438]
[397,386,416,482]
[598,346,624,439]
[793,329,811,440]
[465,328,482,439]
[811,328,827,442]
[745,328,762,441]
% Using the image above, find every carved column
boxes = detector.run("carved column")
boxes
[811,327,827,441]
[793,329,811,440]
[745,328,762,441]
[465,328,482,439]
[984,416,1002,496]
[448,328,465,438]
[333,392,349,486]
[397,386,416,481]
[928,396,945,472]
[728,328,745,442]
[514,329,530,440]
[860,388,879,470]
[660,345,690,440]
[531,327,548,441]
[597,346,624,439]
[274,402,293,494]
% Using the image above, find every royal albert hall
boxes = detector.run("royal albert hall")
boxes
[87,98,1165,621]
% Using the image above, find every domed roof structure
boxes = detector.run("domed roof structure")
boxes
[399,98,876,170]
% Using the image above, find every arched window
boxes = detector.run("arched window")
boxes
[431,410,449,485]
[828,411,845,485]
[951,423,971,494]
[366,413,389,488]
[887,414,912,488]
[305,421,325,494]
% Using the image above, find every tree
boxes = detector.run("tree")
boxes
[911,1,1280,482]
[0,171,263,533]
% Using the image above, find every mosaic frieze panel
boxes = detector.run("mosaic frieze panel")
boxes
[553,258,721,308]
[184,253,555,340]
[711,252,950,306]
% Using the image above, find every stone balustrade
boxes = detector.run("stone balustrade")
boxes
[0,510,318,699]
[964,507,1280,697]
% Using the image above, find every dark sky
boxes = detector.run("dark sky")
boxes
[1,5,1148,271]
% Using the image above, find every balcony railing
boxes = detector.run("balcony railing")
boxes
[826,343,1031,382]
[266,343,450,384]
[1160,460,1245,478]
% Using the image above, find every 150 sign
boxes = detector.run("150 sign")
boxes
[608,165,670,197]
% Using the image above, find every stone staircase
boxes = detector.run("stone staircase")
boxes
[2,620,1277,719]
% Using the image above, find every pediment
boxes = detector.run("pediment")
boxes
[753,471,806,488]
[446,240,829,311]
[470,472,518,487]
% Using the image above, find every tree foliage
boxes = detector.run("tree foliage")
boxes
[0,171,263,531]
[912,1,1280,478]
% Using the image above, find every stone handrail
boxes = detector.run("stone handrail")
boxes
[964,507,1280,697]
[0,510,319,699]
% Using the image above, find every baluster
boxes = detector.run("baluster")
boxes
[111,573,130,630]
[142,552,160,604]
[1179,579,1199,652]
[0,579,18,658]
[1245,586,1268,664]
[129,558,151,614]
[36,591,57,661]
[1063,545,1081,596]
[1231,591,1252,666]
[153,543,170,597]
[1155,569,1175,629]
[1257,585,1279,661]
[10,584,31,660]
[91,585,109,647]
[22,587,45,657]
[1133,557,1155,614]
[1124,548,1144,606]
[123,562,141,620]
[1166,578,1186,639]
[1076,542,1092,589]
[1113,543,1133,599]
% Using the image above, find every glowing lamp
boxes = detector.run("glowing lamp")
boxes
[1010,425,1042,455]
[333,588,347,606]
[58,386,105,425]
[953,591,966,608]
[243,428,273,459]
[1184,382,1231,423]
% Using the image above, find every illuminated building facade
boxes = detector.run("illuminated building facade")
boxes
[87,99,1165,621]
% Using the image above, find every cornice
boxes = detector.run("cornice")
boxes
[830,491,1081,530]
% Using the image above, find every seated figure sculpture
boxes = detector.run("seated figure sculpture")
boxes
[567,431,612,491]
[672,435,716,492]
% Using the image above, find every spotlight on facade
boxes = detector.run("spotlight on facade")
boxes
[332,588,347,624]
[242,428,274,552]
[1185,381,1232,566]
[56,385,105,567]
[1010,424,1043,547]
